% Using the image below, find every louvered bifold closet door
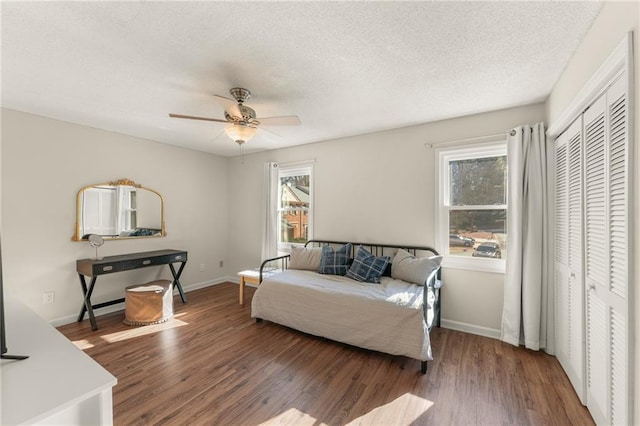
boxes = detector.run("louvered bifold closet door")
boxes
[554,117,584,402]
[584,74,630,426]
[554,131,569,367]
[606,75,630,426]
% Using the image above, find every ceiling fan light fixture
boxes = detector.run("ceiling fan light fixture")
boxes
[225,123,256,145]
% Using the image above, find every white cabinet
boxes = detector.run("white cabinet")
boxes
[1,297,116,425]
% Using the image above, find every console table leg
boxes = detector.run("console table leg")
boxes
[78,275,99,331]
[169,262,187,303]
[77,274,88,322]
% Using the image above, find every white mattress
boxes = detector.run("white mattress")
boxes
[251,269,433,361]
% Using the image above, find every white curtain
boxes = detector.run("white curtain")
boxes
[501,122,555,354]
[261,162,279,261]
[114,186,130,234]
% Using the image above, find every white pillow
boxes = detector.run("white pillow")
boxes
[391,248,442,285]
[289,245,323,271]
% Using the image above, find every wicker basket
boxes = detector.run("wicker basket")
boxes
[123,280,174,326]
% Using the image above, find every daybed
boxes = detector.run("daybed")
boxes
[251,240,442,373]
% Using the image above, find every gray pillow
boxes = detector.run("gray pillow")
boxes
[391,248,442,285]
[289,245,323,271]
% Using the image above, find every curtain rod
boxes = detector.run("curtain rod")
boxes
[424,129,518,149]
[276,158,316,167]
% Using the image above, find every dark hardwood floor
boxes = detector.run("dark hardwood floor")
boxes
[58,283,594,425]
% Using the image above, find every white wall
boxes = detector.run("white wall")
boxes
[1,108,229,323]
[545,1,639,423]
[227,103,545,335]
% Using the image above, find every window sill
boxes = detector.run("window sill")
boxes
[441,256,506,274]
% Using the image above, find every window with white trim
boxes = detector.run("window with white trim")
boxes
[436,141,507,273]
[277,163,313,251]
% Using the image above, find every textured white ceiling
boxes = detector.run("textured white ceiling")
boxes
[1,1,603,157]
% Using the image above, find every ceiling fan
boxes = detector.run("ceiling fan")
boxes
[169,87,301,145]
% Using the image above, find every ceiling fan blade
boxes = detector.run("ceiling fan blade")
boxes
[257,126,281,141]
[169,113,228,123]
[257,115,301,126]
[213,95,242,118]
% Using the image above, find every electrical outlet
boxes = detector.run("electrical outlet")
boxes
[219,260,224,268]
[43,291,55,304]
[199,263,205,272]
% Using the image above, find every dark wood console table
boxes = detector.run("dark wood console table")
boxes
[76,249,188,330]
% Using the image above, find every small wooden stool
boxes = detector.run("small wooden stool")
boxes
[237,268,282,305]
[124,279,173,326]
[237,270,261,305]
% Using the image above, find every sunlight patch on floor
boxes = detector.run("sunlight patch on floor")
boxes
[71,339,95,350]
[71,312,189,351]
[71,313,189,349]
[100,316,189,343]
[347,393,434,425]
[257,393,433,425]
[259,408,321,426]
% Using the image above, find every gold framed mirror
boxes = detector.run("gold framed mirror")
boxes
[72,178,166,241]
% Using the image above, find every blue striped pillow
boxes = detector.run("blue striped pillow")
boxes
[318,243,352,275]
[346,246,390,283]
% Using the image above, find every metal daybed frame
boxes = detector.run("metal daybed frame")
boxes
[256,239,442,374]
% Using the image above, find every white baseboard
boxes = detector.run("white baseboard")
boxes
[440,318,501,340]
[182,276,234,292]
[49,277,236,327]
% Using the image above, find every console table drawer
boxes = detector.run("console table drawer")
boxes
[170,253,187,262]
[76,262,124,276]
[120,257,166,271]
[96,263,122,274]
